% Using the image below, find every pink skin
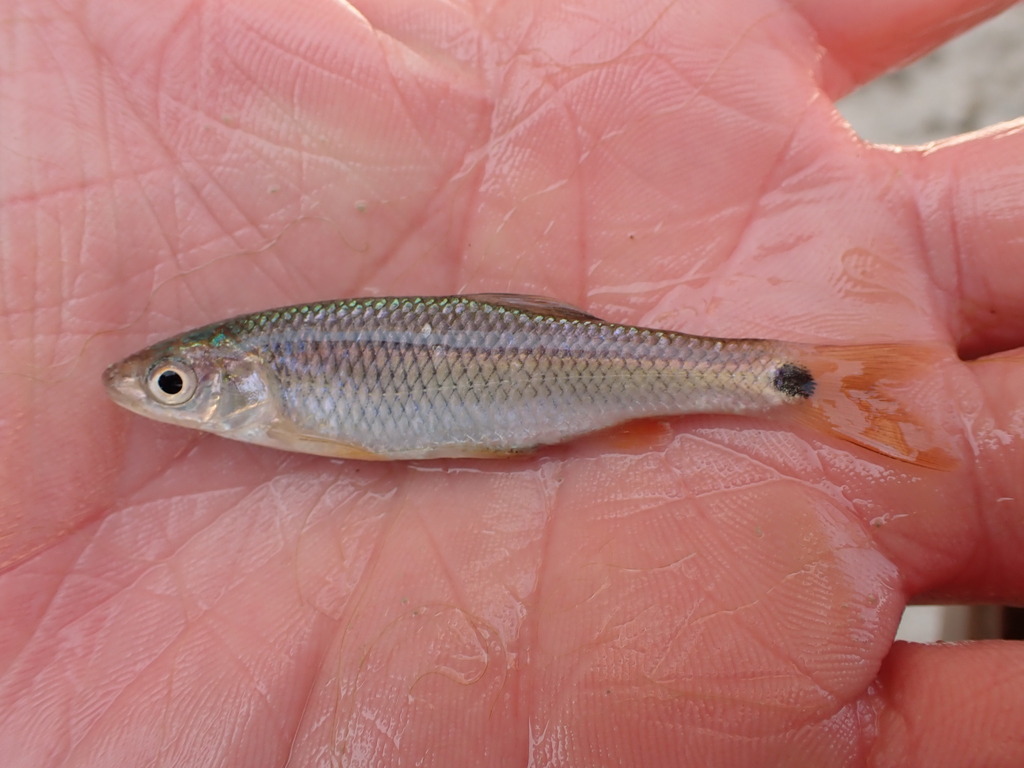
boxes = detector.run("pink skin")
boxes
[2,0,1024,765]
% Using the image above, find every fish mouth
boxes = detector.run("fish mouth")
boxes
[102,359,148,411]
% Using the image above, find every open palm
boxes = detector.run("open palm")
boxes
[3,0,1023,765]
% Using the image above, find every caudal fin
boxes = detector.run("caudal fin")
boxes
[786,344,956,470]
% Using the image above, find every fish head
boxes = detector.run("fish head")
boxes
[103,329,276,437]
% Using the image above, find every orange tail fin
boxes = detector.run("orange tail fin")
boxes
[784,344,956,470]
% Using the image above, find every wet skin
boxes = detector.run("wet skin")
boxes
[2,0,1024,766]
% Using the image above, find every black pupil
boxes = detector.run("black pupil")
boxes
[157,370,184,395]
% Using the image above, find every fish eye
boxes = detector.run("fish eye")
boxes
[147,362,197,406]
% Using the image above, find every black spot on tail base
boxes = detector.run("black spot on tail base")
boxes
[773,363,816,398]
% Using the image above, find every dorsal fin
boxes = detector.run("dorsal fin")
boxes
[463,293,603,322]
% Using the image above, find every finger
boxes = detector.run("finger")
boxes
[941,351,1024,599]
[864,350,1024,604]
[790,0,1018,97]
[913,125,1024,359]
[869,641,1024,768]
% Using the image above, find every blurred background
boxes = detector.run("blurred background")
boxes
[839,3,1024,143]
[837,3,1024,642]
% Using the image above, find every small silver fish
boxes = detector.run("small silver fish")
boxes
[103,294,950,467]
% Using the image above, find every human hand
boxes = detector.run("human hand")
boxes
[3,0,1023,765]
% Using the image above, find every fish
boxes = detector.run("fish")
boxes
[102,293,953,468]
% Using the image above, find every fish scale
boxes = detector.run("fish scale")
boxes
[228,297,792,456]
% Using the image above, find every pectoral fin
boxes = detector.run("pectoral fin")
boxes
[265,424,391,460]
[264,423,535,461]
